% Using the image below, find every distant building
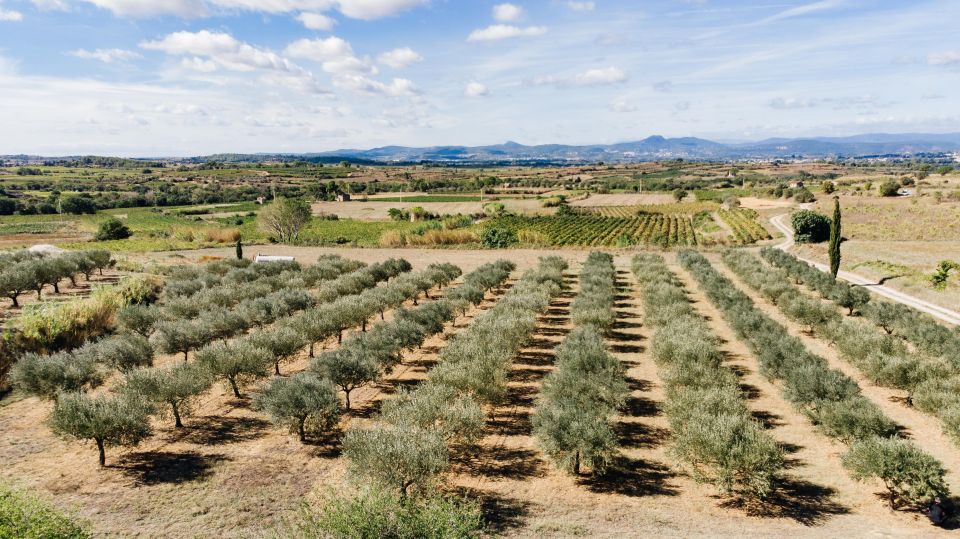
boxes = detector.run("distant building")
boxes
[254,254,295,263]
[336,193,351,202]
[255,196,266,204]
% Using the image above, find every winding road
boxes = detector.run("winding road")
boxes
[769,211,960,326]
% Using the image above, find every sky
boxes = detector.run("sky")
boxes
[0,0,957,156]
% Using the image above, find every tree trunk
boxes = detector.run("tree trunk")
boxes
[344,389,351,411]
[36,288,43,299]
[573,451,580,475]
[275,362,281,376]
[172,403,183,428]
[10,295,18,308]
[309,342,315,358]
[380,310,385,321]
[230,378,242,399]
[53,282,60,294]
[298,418,307,442]
[337,331,343,344]
[183,350,189,362]
[361,320,367,332]
[96,438,106,467]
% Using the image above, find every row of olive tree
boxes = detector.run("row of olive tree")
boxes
[633,253,783,498]
[0,249,113,307]
[683,250,947,509]
[569,251,617,332]
[343,257,566,497]
[748,249,960,446]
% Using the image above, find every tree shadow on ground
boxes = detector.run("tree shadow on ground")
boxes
[623,395,661,417]
[718,477,849,526]
[454,487,533,535]
[116,451,228,485]
[526,337,562,351]
[486,409,533,437]
[615,420,670,449]
[304,426,343,458]
[515,349,556,366]
[577,455,679,497]
[609,342,644,354]
[612,319,642,330]
[460,447,546,480]
[750,409,785,429]
[509,366,551,384]
[175,416,272,445]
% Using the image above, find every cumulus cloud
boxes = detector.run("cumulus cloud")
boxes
[464,81,489,97]
[467,24,546,42]
[297,11,336,30]
[0,7,23,20]
[334,73,418,96]
[608,98,636,112]
[335,0,427,20]
[285,36,376,73]
[377,47,422,69]
[565,1,594,11]
[50,0,426,19]
[69,48,142,63]
[492,3,522,22]
[769,95,889,110]
[80,0,208,18]
[532,66,626,87]
[928,51,960,65]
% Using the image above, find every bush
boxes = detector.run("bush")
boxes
[343,424,449,496]
[289,489,481,539]
[878,180,901,197]
[94,218,131,241]
[0,481,89,538]
[790,210,830,243]
[10,352,103,400]
[480,227,517,249]
[122,362,212,428]
[843,436,948,509]
[793,188,816,203]
[195,341,272,399]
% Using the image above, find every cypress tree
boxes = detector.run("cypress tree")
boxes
[235,238,243,260]
[828,196,842,278]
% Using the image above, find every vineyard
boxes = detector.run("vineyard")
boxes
[488,214,699,247]
[717,209,772,244]
[2,245,960,537]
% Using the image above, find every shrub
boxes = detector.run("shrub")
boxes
[878,180,901,197]
[10,352,103,400]
[843,437,948,509]
[790,210,830,243]
[48,392,153,467]
[343,424,449,496]
[116,304,162,338]
[378,383,485,445]
[0,481,89,538]
[75,335,154,373]
[94,218,132,241]
[195,341,272,399]
[480,227,517,249]
[255,373,340,442]
[289,489,481,539]
[793,188,816,203]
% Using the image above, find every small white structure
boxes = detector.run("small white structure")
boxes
[29,244,65,255]
[254,253,295,263]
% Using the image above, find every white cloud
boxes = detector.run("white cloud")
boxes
[608,98,636,112]
[0,7,23,20]
[335,0,426,20]
[180,57,218,72]
[297,11,336,30]
[284,36,376,74]
[464,81,489,97]
[80,0,208,18]
[534,66,626,87]
[69,48,142,63]
[565,1,594,11]
[928,51,960,66]
[492,3,522,22]
[30,0,70,9]
[377,47,422,69]
[467,24,546,42]
[769,97,814,109]
[334,73,418,96]
[211,0,335,13]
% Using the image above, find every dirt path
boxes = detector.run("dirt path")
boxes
[710,254,960,494]
[669,258,933,533]
[769,211,960,326]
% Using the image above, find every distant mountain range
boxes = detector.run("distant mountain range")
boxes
[5,133,960,165]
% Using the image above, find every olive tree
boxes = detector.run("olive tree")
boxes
[378,382,485,445]
[75,335,154,373]
[122,363,212,428]
[311,345,380,411]
[248,326,304,376]
[830,284,870,316]
[256,197,313,243]
[532,396,619,475]
[150,320,208,361]
[196,341,272,399]
[10,352,103,400]
[116,304,162,338]
[0,263,35,307]
[48,392,152,467]
[254,373,340,442]
[343,424,449,496]
[842,437,948,509]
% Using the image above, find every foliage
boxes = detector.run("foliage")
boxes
[94,218,132,241]
[48,392,152,467]
[257,196,313,242]
[255,373,340,442]
[488,214,699,248]
[343,424,449,496]
[790,209,830,243]
[843,437,948,508]
[717,209,770,244]
[122,362,212,428]
[878,179,901,197]
[0,481,89,539]
[930,260,959,290]
[480,227,516,249]
[289,488,481,539]
[195,341,272,399]
[828,197,842,278]
[9,351,103,400]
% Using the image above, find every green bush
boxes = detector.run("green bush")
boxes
[790,210,830,243]
[843,436,948,509]
[94,218,131,241]
[878,180,901,197]
[289,489,481,539]
[480,227,517,249]
[0,481,89,538]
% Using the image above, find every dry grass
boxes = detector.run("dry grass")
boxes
[814,195,960,241]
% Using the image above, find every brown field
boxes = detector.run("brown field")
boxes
[311,199,549,221]
[569,193,673,207]
[813,195,960,241]
[2,247,956,538]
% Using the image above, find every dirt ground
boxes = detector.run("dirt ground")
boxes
[569,194,673,207]
[1,249,956,537]
[311,199,548,220]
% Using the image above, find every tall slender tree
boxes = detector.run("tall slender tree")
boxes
[828,196,842,278]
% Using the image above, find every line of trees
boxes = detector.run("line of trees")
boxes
[633,253,783,498]
[569,251,616,332]
[681,250,947,509]
[0,249,113,307]
[343,257,566,497]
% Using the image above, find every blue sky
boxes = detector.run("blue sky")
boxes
[0,0,957,156]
